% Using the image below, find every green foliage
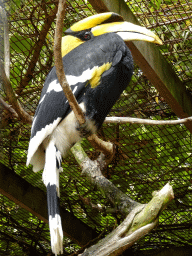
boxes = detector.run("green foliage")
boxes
[10,34,32,53]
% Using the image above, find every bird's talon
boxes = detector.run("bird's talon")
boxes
[76,122,93,138]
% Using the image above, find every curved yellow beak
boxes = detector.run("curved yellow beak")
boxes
[92,21,163,45]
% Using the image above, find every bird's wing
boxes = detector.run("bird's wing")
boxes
[27,66,88,168]
[27,33,127,170]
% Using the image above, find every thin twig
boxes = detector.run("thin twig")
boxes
[54,0,85,124]
[105,116,192,125]
[54,0,114,159]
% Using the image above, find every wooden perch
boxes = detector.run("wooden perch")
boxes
[54,0,114,160]
[71,143,174,256]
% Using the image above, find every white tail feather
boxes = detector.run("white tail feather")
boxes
[42,141,56,187]
[43,140,63,255]
[49,214,63,255]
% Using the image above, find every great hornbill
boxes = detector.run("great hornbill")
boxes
[27,12,162,255]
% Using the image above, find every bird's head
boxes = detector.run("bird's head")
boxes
[62,12,162,57]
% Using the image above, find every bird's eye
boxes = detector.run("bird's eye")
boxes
[83,32,91,40]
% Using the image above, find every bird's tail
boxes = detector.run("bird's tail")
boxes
[42,140,63,255]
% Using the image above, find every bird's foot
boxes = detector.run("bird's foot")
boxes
[76,118,97,138]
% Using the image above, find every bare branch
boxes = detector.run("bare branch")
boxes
[0,61,33,124]
[54,0,114,159]
[0,96,18,118]
[71,143,141,217]
[105,116,192,125]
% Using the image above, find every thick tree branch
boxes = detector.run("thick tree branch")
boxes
[84,184,173,256]
[71,143,174,256]
[54,0,114,160]
[105,116,192,125]
[71,143,141,217]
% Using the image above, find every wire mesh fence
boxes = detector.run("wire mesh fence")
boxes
[0,0,192,255]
